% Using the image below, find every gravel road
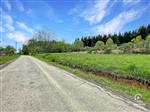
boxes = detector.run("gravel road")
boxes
[0,56,149,112]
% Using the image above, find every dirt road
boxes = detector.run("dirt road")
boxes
[0,56,148,112]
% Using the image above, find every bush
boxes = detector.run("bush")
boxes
[123,42,133,50]
[94,41,105,50]
[145,35,150,49]
[105,38,115,50]
[131,35,144,48]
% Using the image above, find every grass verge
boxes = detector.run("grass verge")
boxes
[35,53,150,81]
[0,55,19,65]
[35,56,150,104]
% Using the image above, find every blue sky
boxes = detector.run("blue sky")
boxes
[0,0,150,50]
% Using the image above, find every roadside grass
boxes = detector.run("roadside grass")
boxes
[0,55,19,65]
[35,53,150,81]
[56,64,150,103]
[35,54,150,103]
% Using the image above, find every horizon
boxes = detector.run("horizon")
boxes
[0,0,150,50]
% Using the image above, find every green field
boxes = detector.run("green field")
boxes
[35,53,150,103]
[36,53,150,81]
[0,55,19,65]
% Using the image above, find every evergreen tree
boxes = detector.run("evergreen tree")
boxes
[80,24,150,47]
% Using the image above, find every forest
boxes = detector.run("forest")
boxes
[80,24,150,47]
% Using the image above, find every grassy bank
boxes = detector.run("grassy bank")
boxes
[35,53,150,81]
[0,55,19,65]
[35,53,150,103]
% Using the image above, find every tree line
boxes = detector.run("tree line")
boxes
[80,24,150,47]
[91,34,150,53]
[21,29,84,55]
[1,24,150,56]
[0,45,16,56]
[21,24,150,55]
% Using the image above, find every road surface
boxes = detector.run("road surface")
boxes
[0,56,149,112]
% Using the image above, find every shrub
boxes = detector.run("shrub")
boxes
[145,35,150,49]
[94,41,105,50]
[131,35,144,48]
[106,38,115,50]
[123,42,133,49]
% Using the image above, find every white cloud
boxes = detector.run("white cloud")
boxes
[1,13,14,33]
[17,22,34,34]
[15,0,24,12]
[7,32,28,42]
[3,0,11,11]
[80,0,111,24]
[95,9,144,34]
[123,0,140,6]
[1,12,29,43]
[5,24,15,32]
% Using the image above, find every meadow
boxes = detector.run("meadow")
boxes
[0,55,19,65]
[36,53,150,81]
